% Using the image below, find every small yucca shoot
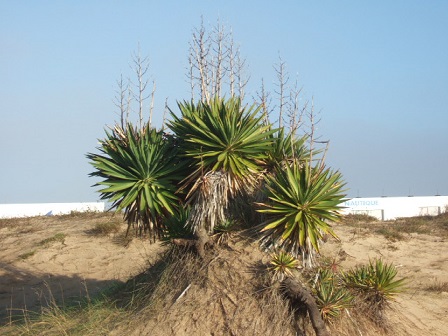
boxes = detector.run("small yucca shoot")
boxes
[161,207,195,245]
[269,251,300,281]
[213,219,239,245]
[342,259,406,308]
[312,269,353,322]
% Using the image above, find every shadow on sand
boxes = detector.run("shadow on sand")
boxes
[0,262,120,324]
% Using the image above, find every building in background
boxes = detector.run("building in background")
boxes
[0,202,105,219]
[342,196,448,221]
[1,197,447,221]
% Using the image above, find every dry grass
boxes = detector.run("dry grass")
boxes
[88,221,123,236]
[424,279,448,293]
[1,289,127,336]
[0,217,35,233]
[342,212,448,241]
[2,239,299,336]
[110,243,298,336]
[2,211,447,335]
[343,213,378,225]
[4,237,408,336]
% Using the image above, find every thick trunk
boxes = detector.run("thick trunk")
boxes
[283,277,330,336]
[195,223,210,258]
[171,239,196,248]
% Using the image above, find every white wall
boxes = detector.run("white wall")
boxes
[342,196,448,220]
[0,202,105,219]
[2,197,447,221]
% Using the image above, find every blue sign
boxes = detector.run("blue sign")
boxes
[344,200,379,207]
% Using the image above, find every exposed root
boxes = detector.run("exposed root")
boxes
[283,277,330,336]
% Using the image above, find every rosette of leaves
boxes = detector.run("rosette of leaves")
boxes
[264,128,309,172]
[212,218,239,245]
[268,250,300,281]
[312,269,353,322]
[342,259,406,310]
[167,96,275,234]
[257,162,346,267]
[161,206,195,245]
[87,123,184,240]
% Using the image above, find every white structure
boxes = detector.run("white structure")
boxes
[342,196,448,221]
[0,202,105,219]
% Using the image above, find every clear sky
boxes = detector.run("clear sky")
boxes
[1,1,447,203]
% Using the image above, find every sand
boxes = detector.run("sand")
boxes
[0,213,163,322]
[322,224,448,335]
[0,213,447,335]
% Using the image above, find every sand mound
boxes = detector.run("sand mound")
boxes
[1,213,447,335]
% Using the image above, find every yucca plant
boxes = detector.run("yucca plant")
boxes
[311,269,353,322]
[268,250,300,281]
[342,259,406,309]
[87,123,184,240]
[167,96,275,234]
[161,206,195,245]
[212,218,239,245]
[257,161,346,267]
[264,128,309,172]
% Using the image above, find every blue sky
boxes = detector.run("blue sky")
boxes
[1,1,447,203]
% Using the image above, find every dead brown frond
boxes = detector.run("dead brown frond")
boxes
[186,170,230,234]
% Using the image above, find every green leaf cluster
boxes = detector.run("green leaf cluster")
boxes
[268,250,300,281]
[88,96,346,253]
[342,258,406,306]
[161,206,195,244]
[168,96,275,194]
[265,128,309,172]
[311,269,353,322]
[258,162,346,260]
[87,124,184,239]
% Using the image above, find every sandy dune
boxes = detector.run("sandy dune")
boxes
[0,213,163,322]
[0,213,447,335]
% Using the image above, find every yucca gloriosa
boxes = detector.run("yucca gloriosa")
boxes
[87,123,183,240]
[212,218,239,245]
[257,161,346,267]
[311,269,353,322]
[168,96,275,234]
[264,128,309,172]
[269,250,300,281]
[161,206,195,244]
[342,259,406,308]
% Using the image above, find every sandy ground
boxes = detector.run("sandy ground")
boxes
[322,224,448,336]
[0,213,447,335]
[0,213,164,322]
